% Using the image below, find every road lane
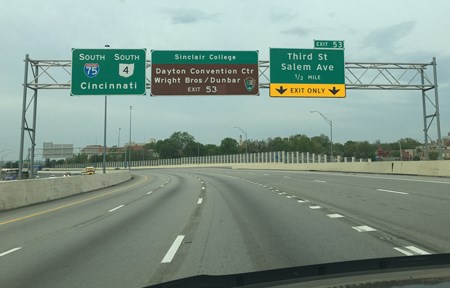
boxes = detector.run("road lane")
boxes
[149,169,430,283]
[0,168,448,287]
[0,172,203,287]
[223,169,450,252]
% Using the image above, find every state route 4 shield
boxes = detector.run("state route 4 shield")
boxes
[119,63,134,78]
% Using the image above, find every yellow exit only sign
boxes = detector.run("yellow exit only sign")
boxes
[270,83,346,98]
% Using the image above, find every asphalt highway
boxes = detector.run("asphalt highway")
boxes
[0,168,449,287]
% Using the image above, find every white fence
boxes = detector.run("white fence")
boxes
[55,151,371,169]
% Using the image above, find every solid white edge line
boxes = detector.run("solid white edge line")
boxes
[0,247,22,258]
[405,246,431,255]
[197,198,203,204]
[394,247,414,256]
[108,205,124,212]
[377,189,409,195]
[161,235,185,263]
[314,180,327,183]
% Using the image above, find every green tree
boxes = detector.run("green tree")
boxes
[398,138,422,149]
[343,141,358,157]
[204,144,219,155]
[356,141,376,159]
[333,142,344,156]
[154,132,197,158]
[429,151,439,160]
[220,137,239,154]
[310,134,329,154]
[248,140,268,153]
[267,137,289,151]
[289,134,311,152]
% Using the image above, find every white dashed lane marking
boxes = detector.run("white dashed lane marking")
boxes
[352,225,377,232]
[108,205,124,213]
[161,235,185,263]
[327,213,344,218]
[377,189,409,195]
[197,198,203,204]
[394,246,431,256]
[0,247,22,258]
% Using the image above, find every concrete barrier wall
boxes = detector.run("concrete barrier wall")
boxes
[0,171,132,211]
[141,160,450,177]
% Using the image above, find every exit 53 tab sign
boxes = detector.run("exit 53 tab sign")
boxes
[269,48,346,98]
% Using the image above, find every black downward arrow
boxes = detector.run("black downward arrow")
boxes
[276,86,287,95]
[328,87,340,95]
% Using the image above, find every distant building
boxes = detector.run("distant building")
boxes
[376,144,390,160]
[443,133,450,148]
[401,149,414,161]
[42,142,74,160]
[81,145,102,156]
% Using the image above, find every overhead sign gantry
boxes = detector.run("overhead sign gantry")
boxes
[18,42,444,178]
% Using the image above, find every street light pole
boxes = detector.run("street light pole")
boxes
[118,127,121,148]
[118,127,121,162]
[128,106,132,170]
[310,111,333,161]
[1,151,12,168]
[233,126,248,162]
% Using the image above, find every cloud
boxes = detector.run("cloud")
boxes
[280,27,313,37]
[164,8,218,24]
[365,21,416,50]
[270,10,297,22]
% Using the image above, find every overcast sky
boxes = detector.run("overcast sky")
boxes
[1,0,449,161]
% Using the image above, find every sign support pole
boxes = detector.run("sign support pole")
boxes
[102,95,107,174]
[19,55,29,179]
[102,45,110,174]
[432,57,443,160]
[29,64,39,178]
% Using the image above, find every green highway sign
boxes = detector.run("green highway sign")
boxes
[71,48,146,96]
[151,50,259,96]
[270,48,346,98]
[314,40,344,49]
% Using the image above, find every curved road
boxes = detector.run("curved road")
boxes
[0,168,449,287]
